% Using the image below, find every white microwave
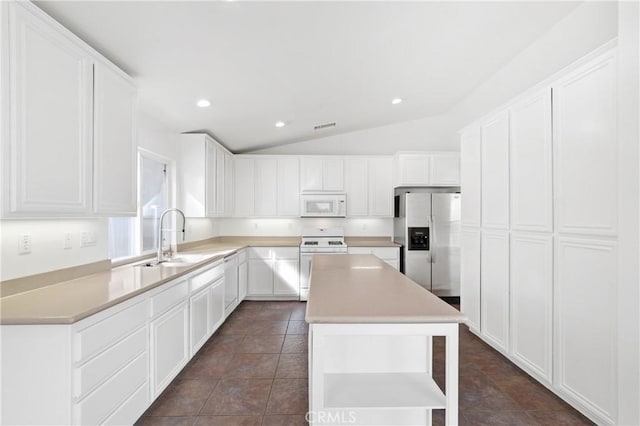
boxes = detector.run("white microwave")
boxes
[300,193,347,217]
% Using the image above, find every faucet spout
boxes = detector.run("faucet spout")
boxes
[157,208,186,264]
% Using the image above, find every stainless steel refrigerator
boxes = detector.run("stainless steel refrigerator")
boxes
[393,187,461,297]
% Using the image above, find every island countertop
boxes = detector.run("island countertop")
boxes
[305,254,466,324]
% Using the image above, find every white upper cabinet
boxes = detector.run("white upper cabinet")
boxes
[368,157,393,217]
[276,157,300,217]
[429,154,460,186]
[481,112,510,230]
[93,61,137,215]
[224,152,234,217]
[234,157,255,217]
[553,51,617,237]
[345,158,369,216]
[394,153,429,186]
[177,134,232,218]
[1,2,137,218]
[509,89,553,232]
[393,152,459,187]
[3,2,93,216]
[215,146,225,217]
[460,126,482,227]
[255,158,277,216]
[234,156,299,217]
[300,157,344,192]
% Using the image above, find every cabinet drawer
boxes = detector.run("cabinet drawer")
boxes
[74,326,147,399]
[102,381,149,426]
[238,250,248,264]
[75,300,147,363]
[249,247,272,259]
[74,352,147,425]
[190,263,224,292]
[151,280,188,317]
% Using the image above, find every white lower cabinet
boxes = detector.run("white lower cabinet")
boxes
[460,228,481,333]
[480,230,509,354]
[347,246,399,270]
[509,233,553,384]
[238,252,248,302]
[189,287,211,356]
[274,259,300,296]
[150,298,189,398]
[247,247,300,299]
[554,237,617,423]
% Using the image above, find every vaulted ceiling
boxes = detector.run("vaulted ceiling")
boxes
[35,1,581,152]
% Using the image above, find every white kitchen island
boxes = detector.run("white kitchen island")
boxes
[305,254,466,426]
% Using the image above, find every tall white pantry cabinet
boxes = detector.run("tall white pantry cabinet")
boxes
[460,45,618,425]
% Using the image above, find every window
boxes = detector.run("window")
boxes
[108,150,171,261]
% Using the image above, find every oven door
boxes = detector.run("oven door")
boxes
[299,252,346,301]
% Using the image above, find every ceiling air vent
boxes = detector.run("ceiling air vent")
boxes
[314,122,336,131]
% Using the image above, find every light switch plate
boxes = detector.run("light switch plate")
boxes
[19,235,31,255]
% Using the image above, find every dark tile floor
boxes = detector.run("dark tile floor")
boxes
[137,301,592,426]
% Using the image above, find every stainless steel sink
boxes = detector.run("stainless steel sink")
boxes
[138,254,210,268]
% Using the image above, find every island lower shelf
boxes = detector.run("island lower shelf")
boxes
[324,372,446,409]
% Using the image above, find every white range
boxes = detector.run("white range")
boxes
[299,227,347,301]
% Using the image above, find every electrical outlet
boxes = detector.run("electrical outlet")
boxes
[19,235,31,255]
[64,233,72,250]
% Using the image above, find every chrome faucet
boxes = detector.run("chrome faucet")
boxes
[157,208,186,264]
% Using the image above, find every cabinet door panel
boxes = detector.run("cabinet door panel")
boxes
[510,233,553,384]
[430,154,460,186]
[215,147,225,216]
[93,62,136,215]
[345,158,368,216]
[238,261,248,302]
[300,157,323,191]
[255,158,277,216]
[151,302,189,397]
[460,228,481,333]
[398,155,429,186]
[554,237,616,422]
[209,278,225,333]
[224,153,234,217]
[481,112,510,229]
[234,158,254,217]
[6,3,92,215]
[274,259,299,296]
[461,127,481,227]
[323,158,344,191]
[553,52,617,236]
[510,89,552,232]
[277,158,299,216]
[206,142,217,217]
[369,157,393,217]
[189,288,210,357]
[248,259,274,295]
[480,230,509,353]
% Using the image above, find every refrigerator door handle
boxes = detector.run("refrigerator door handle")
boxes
[430,215,435,264]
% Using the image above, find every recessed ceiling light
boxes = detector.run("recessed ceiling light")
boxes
[197,99,211,108]
[275,121,286,128]
[391,98,403,105]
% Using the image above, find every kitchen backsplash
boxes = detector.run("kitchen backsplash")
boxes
[215,217,393,237]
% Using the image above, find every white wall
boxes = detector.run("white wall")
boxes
[217,217,392,237]
[0,219,108,281]
[616,1,639,424]
[250,2,618,156]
